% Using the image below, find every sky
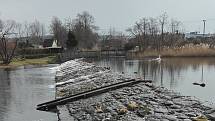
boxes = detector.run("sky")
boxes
[0,0,215,34]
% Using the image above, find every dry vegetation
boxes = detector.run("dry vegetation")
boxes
[128,44,215,58]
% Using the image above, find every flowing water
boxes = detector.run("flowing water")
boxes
[89,57,215,105]
[0,65,58,121]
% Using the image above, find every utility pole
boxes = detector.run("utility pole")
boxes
[201,20,206,82]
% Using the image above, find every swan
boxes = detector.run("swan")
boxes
[155,54,161,61]
[151,54,161,62]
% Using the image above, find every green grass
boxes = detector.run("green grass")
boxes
[0,56,58,68]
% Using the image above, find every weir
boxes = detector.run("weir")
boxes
[37,59,214,121]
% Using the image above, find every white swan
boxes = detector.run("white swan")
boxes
[155,54,161,61]
[151,54,161,62]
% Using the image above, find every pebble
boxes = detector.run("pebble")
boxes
[154,107,169,114]
[162,115,178,121]
[170,104,181,109]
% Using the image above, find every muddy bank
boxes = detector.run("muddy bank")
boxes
[54,59,215,121]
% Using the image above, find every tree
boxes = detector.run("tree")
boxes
[148,17,159,49]
[50,17,67,47]
[0,19,18,64]
[29,20,46,45]
[66,30,77,49]
[159,12,168,50]
[169,18,182,47]
[126,18,148,51]
[72,11,98,49]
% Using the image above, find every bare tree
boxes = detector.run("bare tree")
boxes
[159,12,168,50]
[148,17,159,49]
[0,19,18,64]
[126,18,148,50]
[29,20,45,46]
[72,11,98,49]
[50,16,67,47]
[170,19,181,34]
[64,17,73,31]
[168,18,183,47]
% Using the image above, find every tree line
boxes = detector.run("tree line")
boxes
[126,12,185,51]
[0,11,98,64]
[0,11,211,64]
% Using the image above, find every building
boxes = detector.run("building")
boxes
[185,32,213,39]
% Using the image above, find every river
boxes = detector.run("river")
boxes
[0,57,215,121]
[0,65,58,121]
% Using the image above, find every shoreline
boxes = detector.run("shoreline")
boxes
[126,47,215,59]
[51,59,215,121]
[0,56,58,69]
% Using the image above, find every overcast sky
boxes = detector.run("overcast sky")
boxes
[0,0,215,34]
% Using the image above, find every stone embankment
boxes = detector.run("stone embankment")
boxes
[55,59,215,121]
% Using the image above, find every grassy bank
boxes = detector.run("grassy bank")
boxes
[0,56,58,69]
[127,46,215,58]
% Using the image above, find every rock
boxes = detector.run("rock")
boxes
[206,112,215,120]
[149,118,160,121]
[160,119,169,121]
[183,119,192,121]
[192,115,208,121]
[176,113,189,119]
[153,113,163,119]
[170,104,181,109]
[137,106,151,117]
[162,115,178,121]
[174,109,185,113]
[205,108,215,114]
[118,107,128,115]
[154,107,168,114]
[127,101,138,111]
[95,106,103,113]
[163,100,174,106]
[185,112,196,117]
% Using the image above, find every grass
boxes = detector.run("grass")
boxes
[0,56,58,69]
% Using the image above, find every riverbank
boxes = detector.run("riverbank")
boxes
[0,56,58,69]
[127,46,215,58]
[49,59,215,121]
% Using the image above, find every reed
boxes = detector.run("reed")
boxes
[128,46,215,58]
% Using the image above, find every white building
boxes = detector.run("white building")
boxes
[185,32,212,39]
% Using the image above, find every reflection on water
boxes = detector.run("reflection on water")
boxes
[0,65,58,121]
[89,57,215,104]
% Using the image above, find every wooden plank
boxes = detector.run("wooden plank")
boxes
[37,79,151,112]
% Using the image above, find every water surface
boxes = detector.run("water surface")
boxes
[0,65,58,121]
[89,57,215,105]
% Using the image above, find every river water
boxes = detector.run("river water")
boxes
[89,57,215,105]
[0,65,58,121]
[1,58,215,121]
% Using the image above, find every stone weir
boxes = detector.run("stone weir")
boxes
[39,59,215,121]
